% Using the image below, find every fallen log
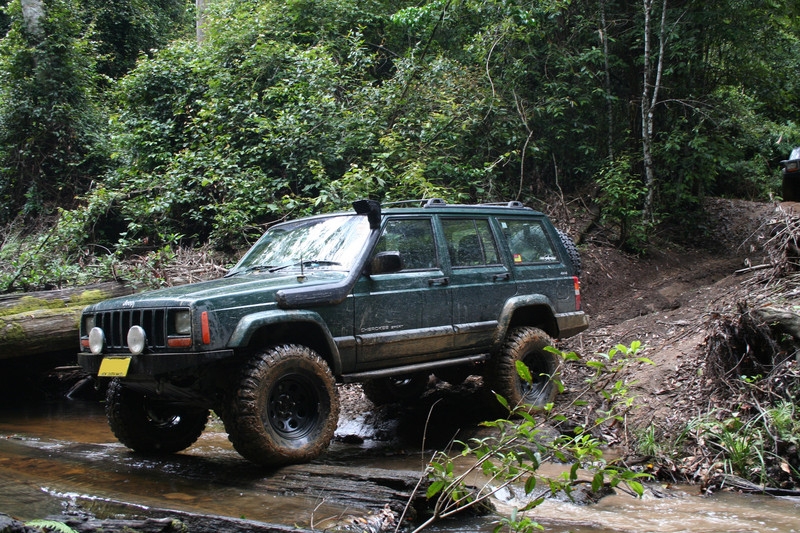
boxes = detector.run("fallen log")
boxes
[718,474,800,497]
[753,305,800,343]
[0,282,135,360]
[272,462,429,520]
[0,281,134,311]
[1,511,312,533]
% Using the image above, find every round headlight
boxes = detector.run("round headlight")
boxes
[88,327,105,355]
[127,325,147,355]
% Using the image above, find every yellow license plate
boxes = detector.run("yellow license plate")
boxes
[98,357,132,377]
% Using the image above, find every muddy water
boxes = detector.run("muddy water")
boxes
[1,399,799,532]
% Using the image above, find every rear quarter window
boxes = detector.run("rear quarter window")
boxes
[499,219,560,264]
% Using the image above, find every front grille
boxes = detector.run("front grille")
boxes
[96,309,167,350]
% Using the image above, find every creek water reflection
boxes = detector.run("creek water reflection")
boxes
[0,399,798,532]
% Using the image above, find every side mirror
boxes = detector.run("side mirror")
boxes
[369,251,403,275]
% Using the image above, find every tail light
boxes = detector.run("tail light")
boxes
[573,276,582,310]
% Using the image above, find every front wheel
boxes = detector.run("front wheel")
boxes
[105,379,209,454]
[224,345,339,466]
[487,327,560,410]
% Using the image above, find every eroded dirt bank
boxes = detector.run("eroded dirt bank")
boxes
[556,198,799,488]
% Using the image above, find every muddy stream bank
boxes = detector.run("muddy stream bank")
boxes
[1,386,798,533]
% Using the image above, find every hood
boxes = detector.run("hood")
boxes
[84,271,349,313]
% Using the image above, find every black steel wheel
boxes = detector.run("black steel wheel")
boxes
[105,379,209,454]
[224,345,339,466]
[487,327,560,410]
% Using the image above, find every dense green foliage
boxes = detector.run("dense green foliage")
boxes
[0,0,188,224]
[1,0,799,276]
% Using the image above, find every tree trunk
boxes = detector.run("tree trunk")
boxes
[0,282,135,360]
[599,0,614,160]
[641,0,668,223]
[196,0,206,42]
[20,0,45,38]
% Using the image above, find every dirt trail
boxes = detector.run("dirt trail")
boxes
[559,198,783,442]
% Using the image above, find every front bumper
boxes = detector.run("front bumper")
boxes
[78,349,236,377]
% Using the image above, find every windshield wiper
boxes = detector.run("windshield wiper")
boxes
[269,260,342,273]
[225,265,274,277]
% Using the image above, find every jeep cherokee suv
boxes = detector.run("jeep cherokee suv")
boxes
[78,199,588,466]
[782,146,800,202]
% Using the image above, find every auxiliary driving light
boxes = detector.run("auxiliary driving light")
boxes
[127,325,147,355]
[88,327,105,355]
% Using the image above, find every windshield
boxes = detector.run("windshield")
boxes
[229,215,372,275]
[790,147,800,160]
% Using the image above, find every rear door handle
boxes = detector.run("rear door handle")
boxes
[428,277,450,286]
[493,272,510,281]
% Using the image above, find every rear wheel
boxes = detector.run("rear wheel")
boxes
[487,327,560,410]
[105,379,209,454]
[224,345,339,466]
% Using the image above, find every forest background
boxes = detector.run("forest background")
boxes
[1,0,799,291]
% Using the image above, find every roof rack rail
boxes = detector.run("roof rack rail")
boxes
[382,198,447,208]
[477,201,526,208]
[382,199,529,209]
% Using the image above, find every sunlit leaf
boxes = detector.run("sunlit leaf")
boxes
[524,474,537,494]
[569,462,579,480]
[628,480,645,497]
[592,471,604,492]
[516,360,533,382]
[426,480,445,499]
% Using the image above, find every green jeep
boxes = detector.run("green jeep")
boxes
[78,199,588,465]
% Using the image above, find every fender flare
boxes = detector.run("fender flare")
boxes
[228,309,343,375]
[493,294,558,348]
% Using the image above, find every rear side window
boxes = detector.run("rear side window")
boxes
[375,218,438,270]
[499,219,559,264]
[442,218,500,267]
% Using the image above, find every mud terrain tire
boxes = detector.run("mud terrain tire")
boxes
[556,229,581,278]
[224,345,339,466]
[106,379,209,454]
[362,373,429,405]
[487,327,559,410]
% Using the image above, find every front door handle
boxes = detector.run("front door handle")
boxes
[493,272,510,281]
[428,277,450,286]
